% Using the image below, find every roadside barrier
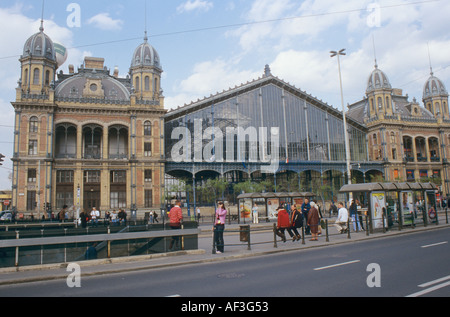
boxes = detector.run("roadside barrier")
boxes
[210,210,447,254]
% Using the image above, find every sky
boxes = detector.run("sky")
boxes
[0,0,450,190]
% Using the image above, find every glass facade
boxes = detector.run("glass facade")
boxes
[165,82,368,166]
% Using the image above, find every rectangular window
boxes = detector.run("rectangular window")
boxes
[419,170,428,180]
[393,169,399,180]
[110,170,126,183]
[144,169,152,182]
[56,170,74,183]
[84,170,100,183]
[145,190,153,208]
[144,142,152,157]
[56,191,74,210]
[27,190,36,211]
[406,169,415,181]
[27,169,37,183]
[110,191,126,209]
[28,140,38,155]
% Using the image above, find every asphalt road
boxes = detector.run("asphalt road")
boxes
[1,227,448,298]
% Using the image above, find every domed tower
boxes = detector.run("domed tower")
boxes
[130,32,164,107]
[19,21,57,95]
[366,63,394,118]
[423,69,449,119]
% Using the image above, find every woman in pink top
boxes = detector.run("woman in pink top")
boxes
[214,201,227,253]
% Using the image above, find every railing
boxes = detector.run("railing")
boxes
[210,209,448,254]
[0,224,199,268]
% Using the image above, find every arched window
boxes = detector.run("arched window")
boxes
[29,116,38,133]
[135,76,140,92]
[33,68,40,85]
[144,121,152,136]
[153,77,158,94]
[23,68,28,86]
[390,132,396,144]
[145,76,150,91]
[45,70,50,85]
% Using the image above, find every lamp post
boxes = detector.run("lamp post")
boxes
[330,49,352,189]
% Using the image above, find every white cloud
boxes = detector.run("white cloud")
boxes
[176,0,213,14]
[165,59,260,109]
[0,6,82,190]
[87,13,123,31]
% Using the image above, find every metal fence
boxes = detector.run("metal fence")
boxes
[0,223,199,268]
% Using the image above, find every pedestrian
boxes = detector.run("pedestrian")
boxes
[90,207,99,227]
[356,199,365,230]
[275,204,292,242]
[301,198,311,235]
[168,200,183,251]
[329,200,338,216]
[289,205,302,241]
[196,206,201,222]
[252,203,259,224]
[58,205,67,223]
[349,199,362,231]
[335,202,349,233]
[85,243,97,260]
[104,210,111,226]
[118,208,127,226]
[111,210,118,225]
[214,201,227,253]
[80,209,88,228]
[308,201,320,241]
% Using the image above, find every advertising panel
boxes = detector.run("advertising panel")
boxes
[371,191,386,229]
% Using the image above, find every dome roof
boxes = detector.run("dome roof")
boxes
[22,23,56,62]
[131,35,161,70]
[423,72,448,99]
[55,72,131,101]
[366,65,391,93]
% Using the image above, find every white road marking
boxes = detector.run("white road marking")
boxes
[418,275,450,288]
[313,260,360,271]
[421,241,448,248]
[406,280,450,297]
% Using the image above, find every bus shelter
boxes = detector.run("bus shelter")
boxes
[339,182,438,230]
[237,192,316,223]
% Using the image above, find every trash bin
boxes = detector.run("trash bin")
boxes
[240,225,250,242]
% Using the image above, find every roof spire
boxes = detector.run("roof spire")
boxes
[427,42,433,76]
[372,34,378,69]
[39,0,45,32]
[144,0,148,42]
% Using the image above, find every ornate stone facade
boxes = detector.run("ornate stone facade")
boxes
[11,25,166,217]
[348,62,450,195]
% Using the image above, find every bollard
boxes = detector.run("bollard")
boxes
[325,219,329,242]
[347,218,351,239]
[366,216,369,236]
[446,208,449,224]
[301,226,305,245]
[273,223,277,248]
[107,227,111,258]
[15,231,19,267]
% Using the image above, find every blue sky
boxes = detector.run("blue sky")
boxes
[0,0,450,190]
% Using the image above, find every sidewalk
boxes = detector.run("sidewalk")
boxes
[0,218,448,286]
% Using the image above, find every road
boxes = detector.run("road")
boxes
[0,227,448,298]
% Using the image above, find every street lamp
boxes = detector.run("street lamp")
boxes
[330,49,352,189]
